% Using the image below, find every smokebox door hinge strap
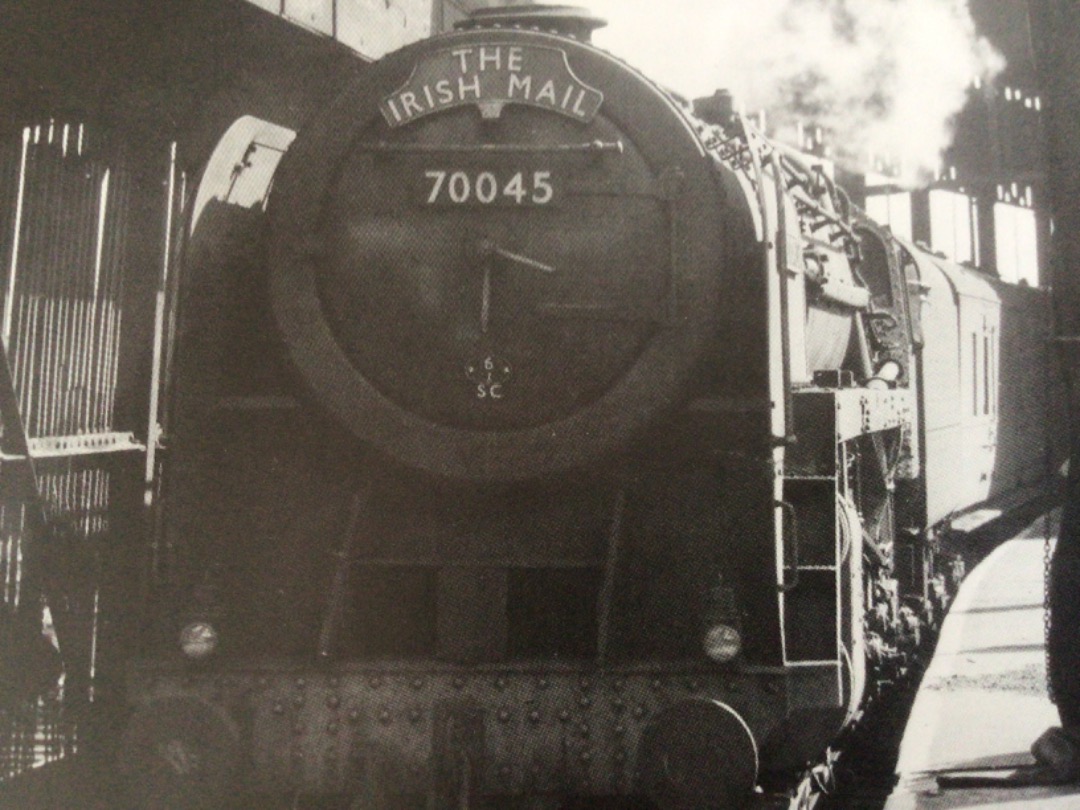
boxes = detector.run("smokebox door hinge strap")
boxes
[316,485,370,661]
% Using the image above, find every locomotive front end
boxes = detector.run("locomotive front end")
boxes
[127,8,807,810]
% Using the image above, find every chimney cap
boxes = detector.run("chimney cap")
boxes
[457,5,608,41]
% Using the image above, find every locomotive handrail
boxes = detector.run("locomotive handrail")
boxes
[352,140,625,155]
[777,499,801,592]
[769,149,797,446]
[734,117,786,447]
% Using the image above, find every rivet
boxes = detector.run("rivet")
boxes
[528,710,541,724]
[348,709,360,723]
[579,722,590,737]
[498,709,511,723]
[691,680,702,691]
[581,751,592,763]
[327,721,339,735]
[272,701,285,715]
[613,697,625,710]
[369,676,384,689]
[613,679,625,691]
[412,678,424,690]
[615,750,627,763]
[327,695,340,709]
[329,677,340,688]
[409,709,423,724]
[579,678,591,691]
[558,710,570,723]
[379,710,392,725]
[296,677,306,688]
[538,678,549,689]
[633,706,646,718]
[258,677,269,687]
[579,696,591,708]
[495,677,507,690]
[651,679,662,690]
[615,723,627,736]
[293,694,304,707]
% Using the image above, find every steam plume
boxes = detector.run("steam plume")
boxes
[580,0,1004,183]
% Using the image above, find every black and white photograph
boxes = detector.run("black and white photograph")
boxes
[0,1,1079,807]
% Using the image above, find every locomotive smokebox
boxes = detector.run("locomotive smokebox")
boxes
[267,15,728,482]
[637,699,759,808]
[456,4,607,41]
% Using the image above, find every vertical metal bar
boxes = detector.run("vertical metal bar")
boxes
[317,486,370,660]
[769,150,795,444]
[22,296,39,437]
[15,506,25,608]
[41,296,54,436]
[57,292,72,437]
[56,139,84,438]
[79,166,102,432]
[144,142,176,506]
[106,167,133,431]
[3,127,30,345]
[72,124,93,433]
[89,168,110,432]
[34,131,61,438]
[103,305,122,431]
[42,138,65,438]
[595,488,627,663]
[41,143,63,436]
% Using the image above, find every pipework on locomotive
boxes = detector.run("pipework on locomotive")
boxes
[119,5,1056,809]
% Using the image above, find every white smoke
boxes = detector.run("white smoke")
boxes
[578,0,1004,183]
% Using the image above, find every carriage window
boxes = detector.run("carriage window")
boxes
[865,191,913,241]
[929,189,975,265]
[995,202,1039,286]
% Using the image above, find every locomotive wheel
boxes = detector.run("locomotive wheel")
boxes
[118,697,241,810]
[268,27,726,482]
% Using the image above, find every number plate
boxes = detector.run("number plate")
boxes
[418,169,557,207]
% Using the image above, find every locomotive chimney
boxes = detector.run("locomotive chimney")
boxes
[457,4,607,41]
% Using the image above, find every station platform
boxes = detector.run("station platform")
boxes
[885,517,1080,809]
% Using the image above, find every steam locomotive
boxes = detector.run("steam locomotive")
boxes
[120,5,1057,808]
